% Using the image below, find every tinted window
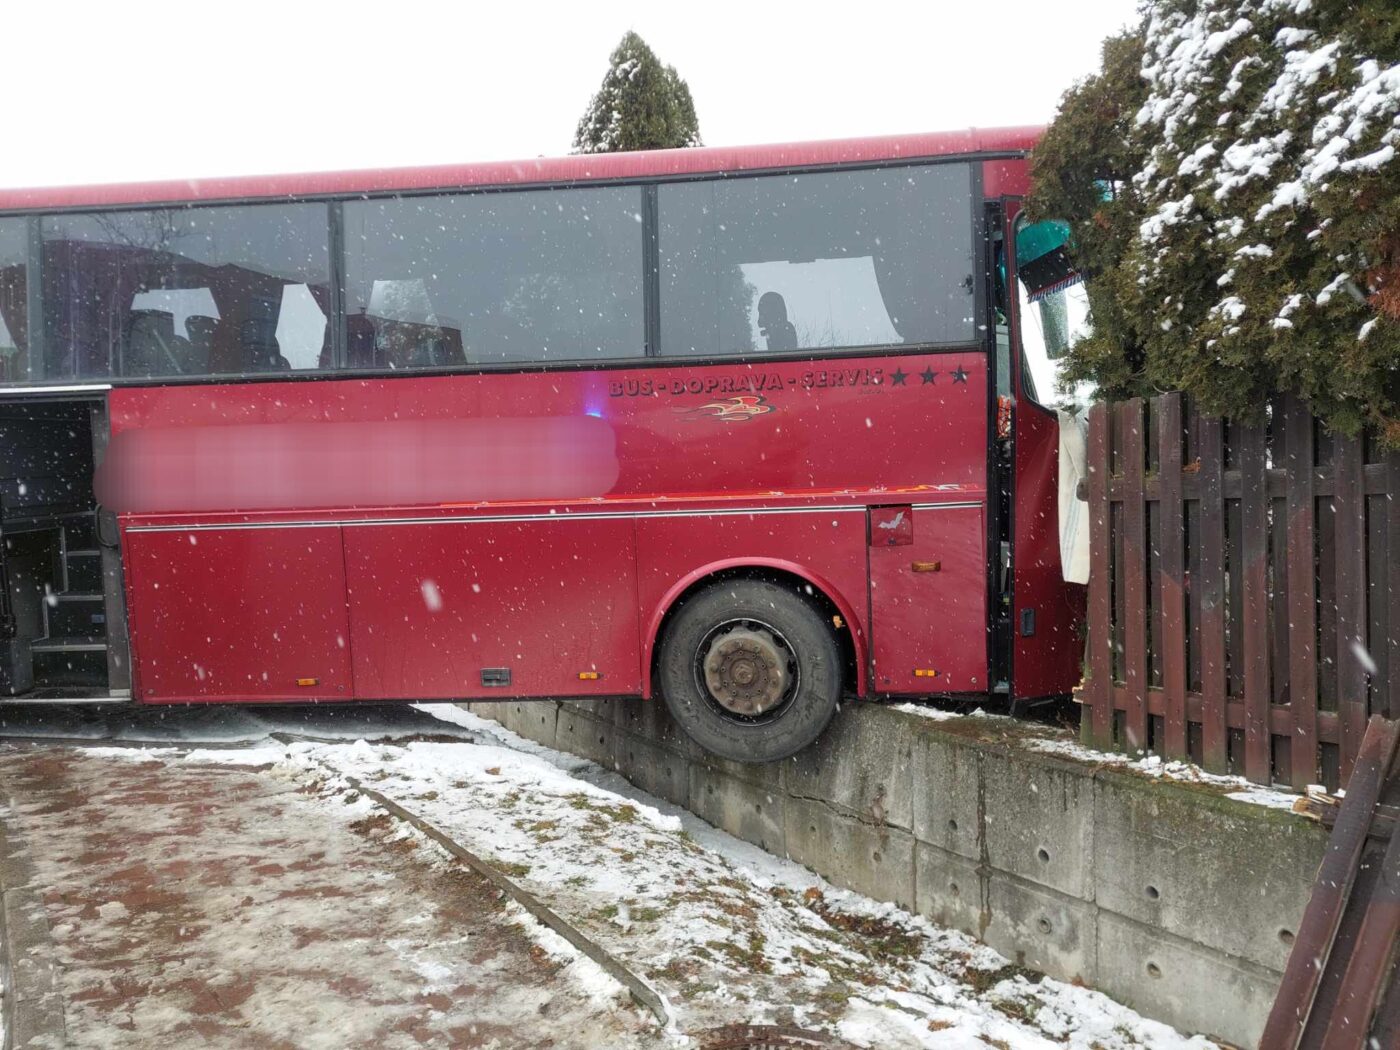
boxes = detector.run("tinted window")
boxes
[658,164,975,357]
[0,220,27,383]
[41,203,330,379]
[343,187,645,368]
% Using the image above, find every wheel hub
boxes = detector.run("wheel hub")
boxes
[701,627,789,716]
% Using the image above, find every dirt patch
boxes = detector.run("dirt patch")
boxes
[0,745,664,1049]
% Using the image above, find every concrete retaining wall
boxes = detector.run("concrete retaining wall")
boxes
[465,697,1325,1047]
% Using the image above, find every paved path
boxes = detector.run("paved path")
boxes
[0,746,662,1049]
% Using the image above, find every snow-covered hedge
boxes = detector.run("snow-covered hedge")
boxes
[1031,0,1399,443]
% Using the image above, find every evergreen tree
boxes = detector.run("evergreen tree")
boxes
[1029,31,1152,403]
[1031,0,1400,444]
[574,32,702,154]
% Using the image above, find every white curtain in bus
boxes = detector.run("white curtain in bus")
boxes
[1058,409,1091,585]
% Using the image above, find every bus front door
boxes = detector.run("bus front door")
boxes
[1005,210,1089,702]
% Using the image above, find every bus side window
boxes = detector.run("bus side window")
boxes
[342,186,647,369]
[40,203,331,381]
[0,220,30,383]
[656,164,976,358]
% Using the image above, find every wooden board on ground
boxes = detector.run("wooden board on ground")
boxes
[1263,715,1400,1049]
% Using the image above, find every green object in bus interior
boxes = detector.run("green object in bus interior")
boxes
[1016,219,1070,266]
[1016,220,1077,299]
[1016,219,1081,360]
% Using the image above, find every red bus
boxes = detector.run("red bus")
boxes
[0,127,1084,761]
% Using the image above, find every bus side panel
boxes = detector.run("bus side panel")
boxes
[635,510,870,697]
[343,519,641,700]
[124,525,353,703]
[1012,406,1087,698]
[101,354,987,517]
[869,504,987,693]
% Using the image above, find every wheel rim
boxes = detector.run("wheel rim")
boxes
[693,618,800,724]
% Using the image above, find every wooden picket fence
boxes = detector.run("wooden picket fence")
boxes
[1081,392,1400,791]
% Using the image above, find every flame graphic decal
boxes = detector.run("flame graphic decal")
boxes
[678,395,774,422]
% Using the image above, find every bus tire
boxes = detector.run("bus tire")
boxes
[657,579,842,763]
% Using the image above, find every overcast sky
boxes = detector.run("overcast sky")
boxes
[1,0,1139,190]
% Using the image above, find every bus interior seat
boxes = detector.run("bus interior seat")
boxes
[409,329,466,368]
[346,310,377,369]
[238,316,286,371]
[184,315,218,373]
[124,309,190,376]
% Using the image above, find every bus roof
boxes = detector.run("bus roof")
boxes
[0,126,1041,213]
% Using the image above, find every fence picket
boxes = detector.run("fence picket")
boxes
[1390,452,1400,721]
[1238,423,1271,783]
[1285,397,1319,789]
[1158,394,1188,758]
[1122,399,1149,753]
[1087,403,1113,750]
[1198,416,1228,772]
[1334,434,1367,780]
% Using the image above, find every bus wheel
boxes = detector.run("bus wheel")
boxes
[657,579,842,763]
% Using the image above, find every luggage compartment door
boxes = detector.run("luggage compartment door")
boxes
[124,526,353,702]
[869,503,987,694]
[343,518,641,700]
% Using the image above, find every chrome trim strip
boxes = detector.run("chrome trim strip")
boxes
[0,383,112,395]
[126,505,867,533]
[123,500,983,534]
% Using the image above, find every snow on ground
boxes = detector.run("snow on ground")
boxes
[428,705,838,897]
[1026,737,1301,810]
[92,705,1220,1049]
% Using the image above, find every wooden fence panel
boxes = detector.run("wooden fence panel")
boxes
[1083,394,1393,790]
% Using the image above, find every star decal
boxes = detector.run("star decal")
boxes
[890,368,908,386]
[951,365,969,384]
[920,367,938,385]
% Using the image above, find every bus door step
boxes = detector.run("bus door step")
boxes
[45,594,107,638]
[31,636,109,654]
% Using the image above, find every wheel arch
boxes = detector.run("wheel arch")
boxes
[642,559,866,699]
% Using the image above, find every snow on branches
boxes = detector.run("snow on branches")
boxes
[1032,0,1400,444]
